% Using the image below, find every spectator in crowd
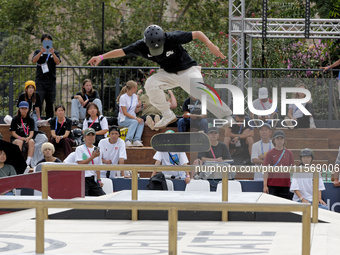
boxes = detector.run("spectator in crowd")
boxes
[136,89,177,130]
[177,96,208,133]
[49,105,74,158]
[224,115,254,156]
[64,151,76,164]
[34,142,62,173]
[10,101,35,167]
[0,150,16,195]
[250,87,279,127]
[263,130,294,199]
[116,80,144,147]
[98,126,127,179]
[32,33,61,119]
[290,148,328,210]
[75,128,105,196]
[151,130,191,184]
[334,146,340,187]
[251,123,273,180]
[17,80,42,131]
[82,103,108,146]
[194,126,231,165]
[287,83,316,129]
[71,79,102,126]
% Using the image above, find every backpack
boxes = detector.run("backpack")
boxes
[146,173,168,190]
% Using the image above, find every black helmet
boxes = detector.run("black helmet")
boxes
[300,148,314,159]
[144,25,165,56]
[72,128,83,138]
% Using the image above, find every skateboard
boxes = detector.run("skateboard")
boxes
[151,132,211,152]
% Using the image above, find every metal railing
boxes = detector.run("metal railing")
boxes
[0,65,339,125]
[40,164,321,223]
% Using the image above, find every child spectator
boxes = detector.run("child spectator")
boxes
[0,150,16,195]
[82,103,108,146]
[17,80,42,131]
[290,148,328,210]
[71,79,102,126]
[117,80,144,147]
[49,105,74,158]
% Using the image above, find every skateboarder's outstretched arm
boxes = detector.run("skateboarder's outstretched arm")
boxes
[87,49,126,67]
[192,31,226,59]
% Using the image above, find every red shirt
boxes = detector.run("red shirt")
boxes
[263,148,294,187]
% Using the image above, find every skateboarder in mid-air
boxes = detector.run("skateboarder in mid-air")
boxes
[88,25,232,129]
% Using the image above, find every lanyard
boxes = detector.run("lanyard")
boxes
[261,140,271,155]
[238,124,243,134]
[88,117,98,128]
[45,53,51,63]
[127,95,133,112]
[189,100,199,113]
[210,147,217,159]
[273,149,286,167]
[21,118,29,136]
[85,94,89,100]
[85,145,94,165]
[260,100,267,110]
[55,117,65,135]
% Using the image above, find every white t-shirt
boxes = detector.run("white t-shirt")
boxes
[98,138,127,178]
[251,139,274,180]
[252,98,275,118]
[118,93,138,122]
[290,172,325,202]
[289,99,312,119]
[75,144,102,177]
[153,151,188,179]
[82,115,108,138]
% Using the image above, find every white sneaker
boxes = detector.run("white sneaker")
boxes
[145,116,155,130]
[154,112,177,129]
[310,118,316,129]
[125,140,133,147]
[133,140,143,147]
[154,115,161,131]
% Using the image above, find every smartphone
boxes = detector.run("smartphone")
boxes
[42,40,53,54]
[93,146,100,153]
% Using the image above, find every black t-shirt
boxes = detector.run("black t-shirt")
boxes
[17,93,42,114]
[123,31,197,73]
[182,98,202,115]
[198,142,231,160]
[9,115,35,137]
[230,116,253,135]
[71,91,100,108]
[49,117,72,136]
[32,50,61,82]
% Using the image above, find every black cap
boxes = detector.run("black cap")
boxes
[273,130,285,139]
[260,123,272,130]
[207,127,219,134]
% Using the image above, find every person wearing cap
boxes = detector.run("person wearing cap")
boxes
[75,127,105,196]
[87,25,232,130]
[17,80,42,131]
[263,130,294,199]
[287,83,316,129]
[10,101,35,167]
[290,148,328,210]
[251,123,273,180]
[116,80,144,147]
[224,115,254,157]
[250,87,279,127]
[177,96,208,133]
[98,126,127,179]
[151,130,191,184]
[195,127,231,165]
[49,105,74,158]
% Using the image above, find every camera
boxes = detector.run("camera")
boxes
[93,146,100,153]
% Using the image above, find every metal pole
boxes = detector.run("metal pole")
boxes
[328,79,334,127]
[168,208,178,255]
[221,172,229,221]
[131,169,138,221]
[36,206,45,254]
[9,77,14,116]
[101,2,105,105]
[301,205,311,255]
[312,171,319,223]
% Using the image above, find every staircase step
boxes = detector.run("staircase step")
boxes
[285,138,329,149]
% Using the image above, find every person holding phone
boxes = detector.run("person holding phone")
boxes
[32,33,61,119]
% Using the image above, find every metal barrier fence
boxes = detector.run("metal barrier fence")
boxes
[0,199,311,255]
[0,65,339,125]
[40,164,321,223]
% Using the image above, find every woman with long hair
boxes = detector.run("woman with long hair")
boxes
[71,79,102,125]
[82,103,108,146]
[117,80,144,147]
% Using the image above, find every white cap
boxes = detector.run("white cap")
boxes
[259,87,268,99]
